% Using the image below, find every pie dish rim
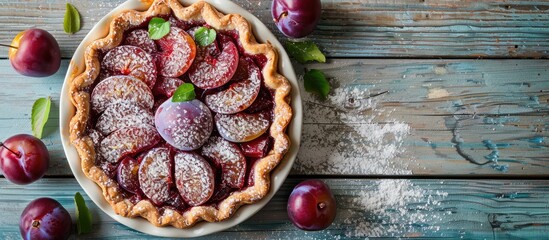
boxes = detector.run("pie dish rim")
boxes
[59,0,302,237]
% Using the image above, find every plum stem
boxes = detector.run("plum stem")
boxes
[273,11,288,23]
[0,142,22,158]
[32,220,40,228]
[0,44,18,49]
[318,202,326,210]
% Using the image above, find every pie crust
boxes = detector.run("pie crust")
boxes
[69,0,292,228]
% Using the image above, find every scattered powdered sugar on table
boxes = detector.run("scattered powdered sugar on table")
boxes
[342,179,449,238]
[295,78,413,175]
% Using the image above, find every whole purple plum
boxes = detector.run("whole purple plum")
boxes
[272,0,322,38]
[20,198,72,240]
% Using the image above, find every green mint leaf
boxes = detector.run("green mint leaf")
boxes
[31,97,51,139]
[148,17,170,40]
[172,83,196,102]
[304,69,330,99]
[194,27,217,46]
[284,41,326,64]
[74,192,92,234]
[63,3,81,34]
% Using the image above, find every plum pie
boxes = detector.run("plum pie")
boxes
[69,0,292,228]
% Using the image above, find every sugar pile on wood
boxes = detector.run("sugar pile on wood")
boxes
[295,80,412,175]
[342,179,449,237]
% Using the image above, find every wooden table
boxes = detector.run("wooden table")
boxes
[1,0,548,239]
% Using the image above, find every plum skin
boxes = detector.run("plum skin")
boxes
[155,99,213,151]
[0,134,49,185]
[287,179,337,231]
[8,28,61,77]
[271,0,322,38]
[20,198,72,240]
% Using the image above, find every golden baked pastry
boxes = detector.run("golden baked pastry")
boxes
[69,0,291,228]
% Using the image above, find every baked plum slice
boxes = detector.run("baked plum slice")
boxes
[174,152,215,206]
[202,136,246,189]
[98,125,161,163]
[152,76,184,98]
[155,27,196,77]
[205,57,261,114]
[91,75,154,113]
[117,157,140,194]
[188,35,239,89]
[165,189,186,210]
[95,155,118,179]
[95,101,154,135]
[138,147,173,206]
[246,89,274,114]
[123,29,157,54]
[240,134,271,158]
[155,99,213,151]
[100,45,157,88]
[215,112,270,143]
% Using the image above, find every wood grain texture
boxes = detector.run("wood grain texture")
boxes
[0,0,548,59]
[1,59,547,177]
[0,178,547,239]
[294,59,549,176]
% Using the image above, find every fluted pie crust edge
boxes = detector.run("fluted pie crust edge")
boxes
[68,0,292,228]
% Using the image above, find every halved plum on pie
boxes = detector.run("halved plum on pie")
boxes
[69,0,292,229]
[202,136,247,189]
[91,75,154,113]
[138,147,173,206]
[155,27,196,77]
[100,45,157,88]
[204,56,261,114]
[188,34,239,89]
[174,152,215,206]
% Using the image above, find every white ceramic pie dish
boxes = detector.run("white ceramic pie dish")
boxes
[59,0,302,237]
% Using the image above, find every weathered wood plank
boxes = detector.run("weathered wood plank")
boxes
[0,0,548,58]
[294,59,549,176]
[1,59,548,176]
[0,178,547,239]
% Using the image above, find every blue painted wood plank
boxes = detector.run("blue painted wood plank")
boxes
[294,59,549,176]
[0,178,547,239]
[0,0,548,58]
[1,59,548,176]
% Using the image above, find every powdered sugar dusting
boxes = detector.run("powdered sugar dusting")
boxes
[295,82,412,175]
[91,75,154,113]
[117,157,140,194]
[205,57,261,114]
[188,39,239,89]
[156,27,196,77]
[101,45,157,88]
[138,147,172,205]
[342,180,448,237]
[98,125,161,163]
[152,76,184,98]
[88,128,104,148]
[202,136,246,188]
[96,101,154,135]
[215,113,270,143]
[124,29,157,54]
[174,152,215,206]
[155,99,213,151]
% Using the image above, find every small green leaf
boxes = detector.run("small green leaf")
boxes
[64,3,81,34]
[284,41,326,64]
[31,97,51,139]
[172,83,196,102]
[304,69,330,99]
[74,192,92,234]
[194,27,217,46]
[148,17,170,40]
